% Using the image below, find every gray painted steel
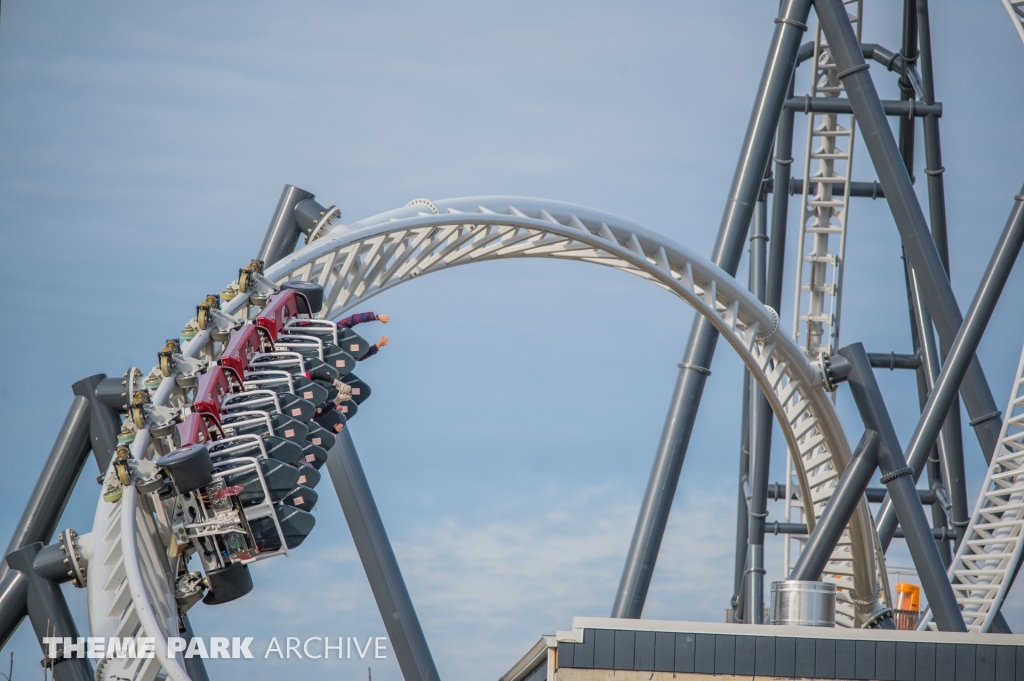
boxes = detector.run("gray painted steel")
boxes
[867,352,921,370]
[770,176,880,197]
[911,270,969,547]
[767,79,794,313]
[73,374,122,471]
[92,375,128,411]
[747,196,773,624]
[31,541,71,583]
[783,96,940,117]
[897,0,919,180]
[917,0,950,276]
[876,189,1024,551]
[837,343,965,632]
[731,370,752,622]
[181,615,212,681]
[0,570,28,651]
[256,184,315,267]
[914,0,1013,632]
[813,0,1004,461]
[902,259,955,566]
[766,484,936,505]
[6,544,92,681]
[325,428,441,681]
[0,396,91,585]
[612,0,813,619]
[790,431,880,583]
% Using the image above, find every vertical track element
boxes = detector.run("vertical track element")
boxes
[785,0,869,625]
[921,343,1024,632]
[791,0,863,358]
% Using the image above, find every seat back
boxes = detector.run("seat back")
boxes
[257,290,312,341]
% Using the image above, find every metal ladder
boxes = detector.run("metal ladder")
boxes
[790,0,862,359]
[1002,0,1024,45]
[783,0,864,627]
[919,341,1024,632]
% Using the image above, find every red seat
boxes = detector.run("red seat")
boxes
[177,412,220,446]
[256,290,313,341]
[220,324,273,377]
[194,365,244,419]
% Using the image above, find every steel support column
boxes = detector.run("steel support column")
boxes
[747,195,773,624]
[0,570,28,651]
[325,428,440,681]
[256,184,316,268]
[0,396,92,585]
[730,371,752,622]
[813,0,1004,459]
[897,0,919,180]
[612,0,812,618]
[789,431,879,582]
[837,343,966,632]
[5,544,91,681]
[876,189,1024,547]
[768,80,795,315]
[911,268,968,547]
[917,0,950,273]
[72,374,121,472]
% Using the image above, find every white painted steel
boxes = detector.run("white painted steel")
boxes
[790,0,862,359]
[87,196,890,680]
[265,196,887,627]
[1002,0,1024,45]
[919,342,1024,633]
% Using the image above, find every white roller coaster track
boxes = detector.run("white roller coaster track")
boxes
[88,196,888,680]
[784,0,862,588]
[1002,0,1024,45]
[791,0,862,360]
[919,342,1024,633]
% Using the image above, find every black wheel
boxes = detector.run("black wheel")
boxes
[156,444,213,493]
[202,561,254,605]
[281,281,324,314]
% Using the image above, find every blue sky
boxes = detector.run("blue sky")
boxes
[1,2,1023,680]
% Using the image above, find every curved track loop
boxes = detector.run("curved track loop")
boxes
[89,196,887,679]
[265,196,887,626]
[920,342,1024,633]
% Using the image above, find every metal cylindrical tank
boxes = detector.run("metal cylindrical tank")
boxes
[770,580,836,627]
